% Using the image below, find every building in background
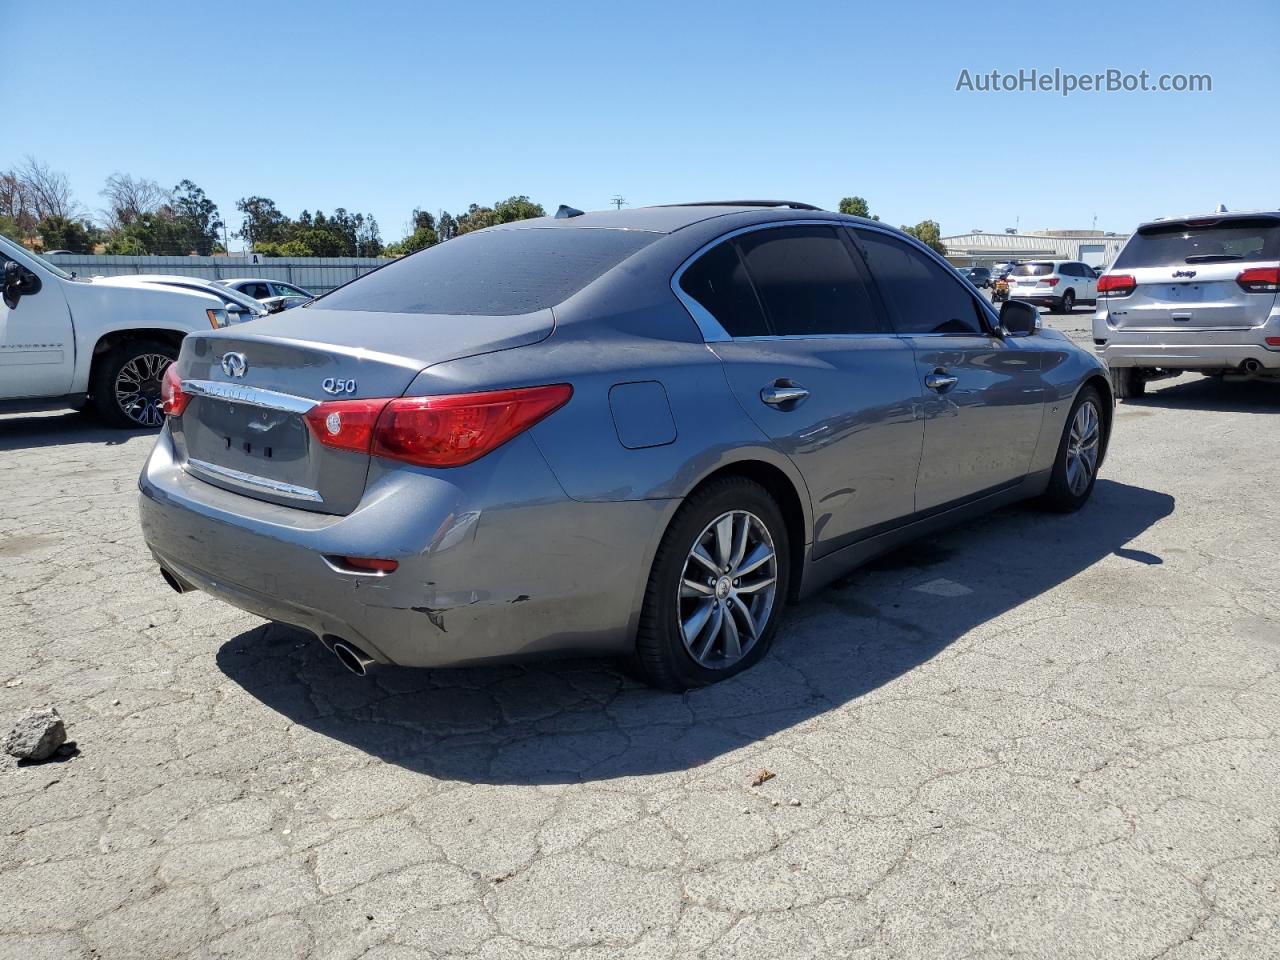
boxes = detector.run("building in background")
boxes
[942,229,1130,269]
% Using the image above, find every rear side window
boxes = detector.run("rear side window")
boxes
[855,230,985,335]
[678,240,769,337]
[1012,262,1054,276]
[314,227,657,316]
[735,226,880,336]
[1115,218,1280,267]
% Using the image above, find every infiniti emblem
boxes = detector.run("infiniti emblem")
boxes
[221,352,248,378]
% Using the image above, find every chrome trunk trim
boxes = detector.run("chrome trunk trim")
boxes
[185,457,324,503]
[182,379,318,414]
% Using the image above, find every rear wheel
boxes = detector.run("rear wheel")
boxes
[1110,366,1145,400]
[633,477,790,691]
[91,339,177,428]
[1058,290,1075,313]
[1040,386,1104,512]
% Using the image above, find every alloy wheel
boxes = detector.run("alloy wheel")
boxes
[115,353,172,427]
[1065,399,1100,496]
[677,510,778,669]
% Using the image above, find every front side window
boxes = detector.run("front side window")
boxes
[678,240,769,337]
[854,230,985,335]
[735,226,880,336]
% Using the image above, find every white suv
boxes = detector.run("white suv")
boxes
[1094,211,1280,398]
[1008,260,1098,313]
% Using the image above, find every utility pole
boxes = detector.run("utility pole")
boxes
[611,195,626,211]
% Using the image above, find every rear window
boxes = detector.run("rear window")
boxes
[313,227,657,315]
[1012,262,1054,276]
[1115,218,1280,268]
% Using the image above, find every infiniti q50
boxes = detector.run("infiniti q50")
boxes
[139,201,1111,690]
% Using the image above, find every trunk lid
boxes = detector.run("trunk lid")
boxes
[1103,216,1280,330]
[171,307,554,514]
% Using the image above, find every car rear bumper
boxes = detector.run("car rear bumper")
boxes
[139,426,670,668]
[1094,329,1280,370]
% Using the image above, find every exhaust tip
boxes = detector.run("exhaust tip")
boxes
[332,641,374,677]
[1242,358,1263,374]
[159,567,188,594]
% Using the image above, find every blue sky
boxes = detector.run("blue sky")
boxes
[12,0,1277,244]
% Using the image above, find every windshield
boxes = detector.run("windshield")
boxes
[313,227,658,316]
[0,234,76,280]
[1012,262,1054,276]
[1115,218,1280,267]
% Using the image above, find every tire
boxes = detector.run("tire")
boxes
[633,477,791,691]
[1040,385,1105,512]
[90,339,177,429]
[1110,366,1145,400]
[1058,290,1075,313]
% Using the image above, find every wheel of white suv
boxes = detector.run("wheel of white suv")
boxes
[1059,290,1075,313]
[91,339,177,428]
[1110,367,1145,400]
[633,477,790,691]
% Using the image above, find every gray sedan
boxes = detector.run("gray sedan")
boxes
[139,202,1111,689]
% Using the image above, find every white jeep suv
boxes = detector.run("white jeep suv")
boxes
[1008,260,1099,314]
[1094,211,1280,398]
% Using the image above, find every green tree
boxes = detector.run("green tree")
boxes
[0,213,20,241]
[900,219,948,256]
[103,211,188,255]
[838,196,879,220]
[235,196,287,248]
[172,179,223,256]
[37,215,97,253]
[493,195,545,224]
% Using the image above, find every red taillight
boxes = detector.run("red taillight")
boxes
[160,365,190,416]
[373,384,572,468]
[304,398,392,454]
[1040,276,1059,287]
[1266,336,1280,347]
[339,556,399,573]
[1237,267,1280,293]
[1097,274,1137,296]
[302,384,572,468]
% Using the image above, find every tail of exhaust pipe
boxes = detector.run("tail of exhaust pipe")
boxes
[1242,358,1263,375]
[332,641,375,677]
[159,566,195,594]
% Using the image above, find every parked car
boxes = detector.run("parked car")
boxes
[217,277,315,310]
[960,266,991,288]
[139,202,1111,690]
[1095,210,1280,398]
[1008,260,1098,313]
[0,236,267,427]
[992,261,1019,278]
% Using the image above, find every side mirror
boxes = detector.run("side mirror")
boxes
[3,260,41,309]
[1000,299,1040,337]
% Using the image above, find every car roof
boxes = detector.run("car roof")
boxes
[489,202,861,235]
[218,277,275,285]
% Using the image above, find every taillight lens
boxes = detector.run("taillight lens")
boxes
[1237,267,1280,293]
[1097,274,1137,296]
[160,365,190,416]
[302,384,573,468]
[303,399,391,454]
[1042,276,1060,287]
[373,384,572,467]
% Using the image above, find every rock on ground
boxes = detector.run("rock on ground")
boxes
[3,706,66,761]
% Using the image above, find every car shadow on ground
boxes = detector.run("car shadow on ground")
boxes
[1128,377,1280,414]
[216,478,1174,785]
[0,411,152,450]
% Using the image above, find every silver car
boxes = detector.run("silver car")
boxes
[1095,210,1280,397]
[139,202,1111,690]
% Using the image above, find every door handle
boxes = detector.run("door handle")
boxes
[924,371,958,392]
[760,382,810,407]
